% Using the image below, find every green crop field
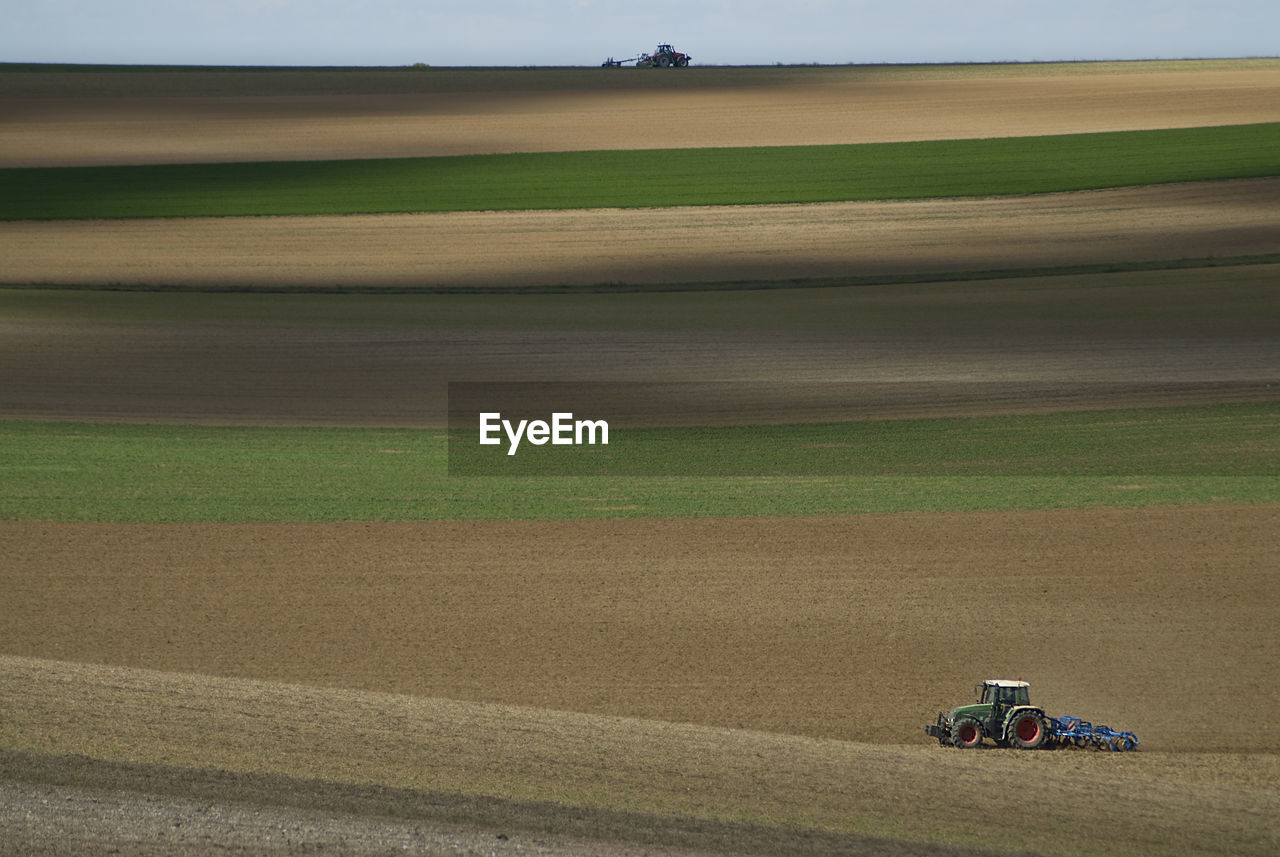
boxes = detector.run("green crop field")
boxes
[450,403,1280,477]
[3,404,1275,522]
[2,123,1277,220]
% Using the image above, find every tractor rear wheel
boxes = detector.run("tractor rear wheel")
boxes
[1008,711,1048,749]
[952,717,982,749]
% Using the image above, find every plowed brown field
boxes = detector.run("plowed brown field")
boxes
[3,264,1276,426]
[4,65,1279,166]
[4,507,1277,751]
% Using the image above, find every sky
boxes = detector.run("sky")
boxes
[5,1,1278,68]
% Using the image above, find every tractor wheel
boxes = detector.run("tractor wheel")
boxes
[676,57,689,67]
[1008,711,1048,749]
[952,717,983,749]
[658,55,672,67]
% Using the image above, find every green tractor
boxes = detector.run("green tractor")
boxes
[926,679,1051,749]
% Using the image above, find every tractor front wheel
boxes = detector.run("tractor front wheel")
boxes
[1008,711,1048,749]
[952,717,983,749]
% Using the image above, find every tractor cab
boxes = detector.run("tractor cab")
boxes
[976,679,1030,709]
[973,680,1030,733]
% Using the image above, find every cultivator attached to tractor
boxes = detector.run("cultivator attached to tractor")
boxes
[925,680,1139,751]
[1050,716,1140,751]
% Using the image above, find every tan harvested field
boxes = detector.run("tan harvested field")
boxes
[3,505,1279,856]
[5,179,1280,290]
[3,61,1279,855]
[4,648,1280,857]
[3,63,1279,166]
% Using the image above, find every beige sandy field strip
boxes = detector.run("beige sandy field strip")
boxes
[4,179,1279,289]
[3,68,1279,166]
[4,652,1279,857]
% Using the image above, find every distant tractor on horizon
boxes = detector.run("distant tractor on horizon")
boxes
[602,44,692,68]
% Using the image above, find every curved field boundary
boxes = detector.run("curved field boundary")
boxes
[7,253,1278,296]
[3,124,1277,220]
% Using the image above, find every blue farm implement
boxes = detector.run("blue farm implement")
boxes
[1049,716,1139,751]
[925,679,1139,751]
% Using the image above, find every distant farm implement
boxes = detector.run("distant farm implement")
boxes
[602,44,692,68]
[925,680,1139,751]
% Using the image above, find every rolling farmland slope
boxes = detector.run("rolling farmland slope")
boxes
[2,60,1278,856]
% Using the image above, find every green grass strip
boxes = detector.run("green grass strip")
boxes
[2,403,1274,522]
[448,404,1280,477]
[2,124,1277,220]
